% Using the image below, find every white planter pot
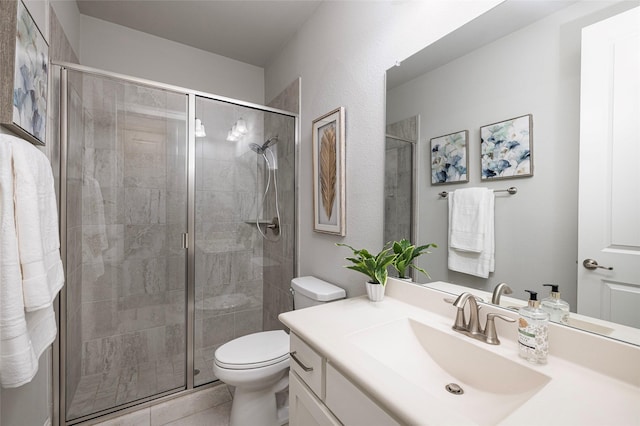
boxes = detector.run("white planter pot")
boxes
[365,282,385,302]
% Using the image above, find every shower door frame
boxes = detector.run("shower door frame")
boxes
[53,61,299,426]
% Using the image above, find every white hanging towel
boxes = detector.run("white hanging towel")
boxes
[448,188,495,278]
[0,134,64,388]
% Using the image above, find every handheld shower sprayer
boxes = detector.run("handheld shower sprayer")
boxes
[251,136,281,241]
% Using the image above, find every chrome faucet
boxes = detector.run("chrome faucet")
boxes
[449,292,515,345]
[491,282,513,305]
[452,292,483,336]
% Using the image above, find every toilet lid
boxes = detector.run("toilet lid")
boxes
[215,330,289,370]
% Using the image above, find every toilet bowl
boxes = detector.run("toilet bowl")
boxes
[213,276,346,426]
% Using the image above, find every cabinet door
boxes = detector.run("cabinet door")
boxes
[325,363,400,426]
[290,371,341,426]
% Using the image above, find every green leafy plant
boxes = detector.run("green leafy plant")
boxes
[336,243,397,286]
[389,239,437,279]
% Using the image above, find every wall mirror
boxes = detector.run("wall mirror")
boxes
[385,0,640,345]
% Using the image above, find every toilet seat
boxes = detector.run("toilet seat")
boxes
[215,330,289,370]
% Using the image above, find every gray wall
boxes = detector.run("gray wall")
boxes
[79,15,265,105]
[264,0,502,295]
[386,0,639,308]
[0,3,78,426]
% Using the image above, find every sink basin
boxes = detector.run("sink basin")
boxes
[349,318,551,425]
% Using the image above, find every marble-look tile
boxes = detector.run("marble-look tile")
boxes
[165,190,187,224]
[195,190,237,223]
[136,362,159,397]
[82,262,120,303]
[124,224,167,259]
[166,256,186,291]
[149,384,232,426]
[94,407,151,426]
[120,332,150,369]
[125,85,167,111]
[195,251,232,290]
[197,158,236,192]
[92,111,118,150]
[94,148,124,188]
[82,300,118,341]
[160,401,232,426]
[93,393,117,412]
[267,77,300,114]
[165,324,185,359]
[125,187,166,225]
[121,257,168,297]
[116,305,169,334]
[166,224,187,256]
[234,308,262,337]
[201,314,234,348]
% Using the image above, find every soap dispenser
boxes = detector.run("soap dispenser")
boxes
[518,290,549,365]
[541,284,570,324]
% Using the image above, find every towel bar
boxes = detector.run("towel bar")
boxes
[439,187,517,198]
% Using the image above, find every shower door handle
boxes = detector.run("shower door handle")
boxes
[182,233,188,249]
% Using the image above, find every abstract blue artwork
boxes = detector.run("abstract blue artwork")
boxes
[12,0,48,144]
[480,114,532,180]
[430,130,468,184]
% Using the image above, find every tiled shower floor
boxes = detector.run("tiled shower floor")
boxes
[68,359,186,420]
[68,351,217,419]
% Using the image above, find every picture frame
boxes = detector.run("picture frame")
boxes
[312,107,346,236]
[430,130,469,184]
[480,114,533,180]
[0,0,49,145]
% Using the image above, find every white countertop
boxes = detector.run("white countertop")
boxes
[279,280,640,425]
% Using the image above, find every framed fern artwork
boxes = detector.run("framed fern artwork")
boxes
[312,107,346,236]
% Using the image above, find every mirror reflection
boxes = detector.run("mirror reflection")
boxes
[385,0,640,345]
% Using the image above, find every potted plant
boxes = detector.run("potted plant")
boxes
[336,243,397,302]
[389,239,437,281]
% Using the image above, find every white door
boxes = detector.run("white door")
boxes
[577,7,640,328]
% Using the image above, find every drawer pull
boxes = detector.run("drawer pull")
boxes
[290,351,313,372]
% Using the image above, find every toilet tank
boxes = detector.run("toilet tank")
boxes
[291,276,346,310]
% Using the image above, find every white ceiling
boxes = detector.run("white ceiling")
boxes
[76,0,323,67]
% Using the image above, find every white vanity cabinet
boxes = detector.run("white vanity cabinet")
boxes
[289,333,399,426]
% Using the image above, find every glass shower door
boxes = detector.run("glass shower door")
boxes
[192,96,296,386]
[64,70,188,421]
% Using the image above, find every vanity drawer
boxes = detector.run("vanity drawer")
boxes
[290,333,324,398]
[325,363,399,426]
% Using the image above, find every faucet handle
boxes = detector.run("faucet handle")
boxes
[484,313,516,345]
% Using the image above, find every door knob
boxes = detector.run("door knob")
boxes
[583,258,613,271]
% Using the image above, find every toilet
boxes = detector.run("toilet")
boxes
[213,276,346,426]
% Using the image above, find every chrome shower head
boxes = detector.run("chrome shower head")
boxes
[249,143,264,154]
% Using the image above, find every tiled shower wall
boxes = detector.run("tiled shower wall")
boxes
[263,79,299,330]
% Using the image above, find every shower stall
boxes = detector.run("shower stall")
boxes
[384,115,418,248]
[55,63,297,424]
